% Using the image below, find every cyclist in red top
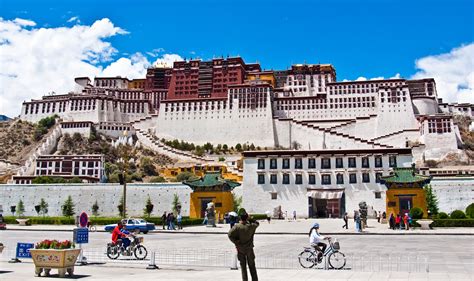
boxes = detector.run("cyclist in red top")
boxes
[112,221,126,245]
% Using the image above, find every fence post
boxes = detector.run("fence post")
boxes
[230,252,238,270]
[425,257,429,273]
[146,251,159,270]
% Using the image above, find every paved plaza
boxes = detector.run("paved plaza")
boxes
[0,219,473,280]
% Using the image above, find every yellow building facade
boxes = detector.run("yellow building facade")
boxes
[159,163,242,182]
[381,167,430,218]
[183,172,241,219]
[247,71,276,87]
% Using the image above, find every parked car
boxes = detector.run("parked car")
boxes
[104,218,155,234]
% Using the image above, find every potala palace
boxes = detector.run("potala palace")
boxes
[4,56,473,218]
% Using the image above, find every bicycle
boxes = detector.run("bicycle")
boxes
[298,237,346,269]
[107,234,148,260]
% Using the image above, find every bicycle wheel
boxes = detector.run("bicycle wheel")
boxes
[298,250,316,268]
[328,251,346,269]
[90,226,96,232]
[134,245,148,260]
[107,246,120,259]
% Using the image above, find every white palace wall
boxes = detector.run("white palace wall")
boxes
[154,97,276,147]
[0,183,192,217]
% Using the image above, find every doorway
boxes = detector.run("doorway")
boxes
[200,198,214,218]
[398,196,412,215]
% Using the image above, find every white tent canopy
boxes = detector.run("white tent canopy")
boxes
[307,190,344,200]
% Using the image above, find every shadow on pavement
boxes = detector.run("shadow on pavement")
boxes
[0,270,14,274]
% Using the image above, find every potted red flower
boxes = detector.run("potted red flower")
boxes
[29,239,80,277]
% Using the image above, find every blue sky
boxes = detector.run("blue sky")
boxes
[0,0,473,116]
[2,0,472,80]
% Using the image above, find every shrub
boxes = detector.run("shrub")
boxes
[430,219,474,227]
[172,194,182,214]
[218,157,225,162]
[465,203,474,218]
[149,176,166,183]
[437,212,449,219]
[249,214,268,220]
[409,207,424,219]
[176,171,196,182]
[141,157,158,176]
[450,210,467,219]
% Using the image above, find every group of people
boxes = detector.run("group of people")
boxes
[389,213,412,230]
[161,211,183,230]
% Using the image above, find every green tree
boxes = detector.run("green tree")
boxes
[235,143,242,152]
[203,142,213,152]
[144,196,154,217]
[17,200,25,218]
[149,176,166,183]
[176,171,196,182]
[222,144,228,153]
[172,194,182,214]
[68,177,82,183]
[424,184,439,216]
[249,143,256,151]
[117,196,126,217]
[61,196,75,217]
[92,200,99,216]
[232,193,242,212]
[72,132,83,143]
[39,198,48,217]
[89,125,99,142]
[466,203,474,218]
[141,157,158,176]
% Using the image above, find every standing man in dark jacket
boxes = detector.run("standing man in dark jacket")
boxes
[228,208,259,281]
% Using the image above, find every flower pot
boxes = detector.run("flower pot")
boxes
[16,218,30,226]
[29,248,81,277]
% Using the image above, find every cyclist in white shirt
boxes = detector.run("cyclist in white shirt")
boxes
[309,223,329,260]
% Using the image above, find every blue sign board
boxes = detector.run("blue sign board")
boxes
[16,242,34,259]
[73,227,89,244]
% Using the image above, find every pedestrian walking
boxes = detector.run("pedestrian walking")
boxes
[161,211,167,230]
[169,212,176,230]
[354,211,361,232]
[293,210,297,220]
[395,214,401,230]
[228,208,259,281]
[377,211,381,223]
[342,212,348,229]
[177,213,183,230]
[202,211,208,225]
[403,213,409,230]
[389,213,395,230]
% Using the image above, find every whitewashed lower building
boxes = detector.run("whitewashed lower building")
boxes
[242,148,413,218]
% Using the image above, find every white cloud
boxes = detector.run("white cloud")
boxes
[12,18,36,26]
[0,17,182,117]
[152,54,183,67]
[67,16,80,24]
[411,43,474,103]
[101,53,150,78]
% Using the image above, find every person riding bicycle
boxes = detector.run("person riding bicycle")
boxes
[309,223,329,261]
[111,221,128,247]
[120,225,132,249]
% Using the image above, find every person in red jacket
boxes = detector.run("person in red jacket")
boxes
[111,221,127,245]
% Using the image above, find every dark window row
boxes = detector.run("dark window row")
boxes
[258,172,385,185]
[257,156,395,169]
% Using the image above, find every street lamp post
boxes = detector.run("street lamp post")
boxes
[118,130,131,219]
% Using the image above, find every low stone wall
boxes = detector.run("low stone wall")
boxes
[0,183,192,217]
[431,177,474,214]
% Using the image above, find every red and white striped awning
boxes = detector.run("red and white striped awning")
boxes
[307,190,344,199]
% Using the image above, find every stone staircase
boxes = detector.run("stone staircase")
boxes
[135,128,213,163]
[290,119,394,149]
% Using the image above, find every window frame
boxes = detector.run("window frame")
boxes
[282,158,290,169]
[295,174,303,184]
[308,174,316,185]
[348,157,356,168]
[321,174,331,185]
[257,159,265,169]
[335,157,343,168]
[270,174,277,184]
[308,158,316,169]
[270,158,277,169]
[336,173,344,184]
[349,173,357,184]
[321,158,331,169]
[362,172,370,183]
[282,173,290,184]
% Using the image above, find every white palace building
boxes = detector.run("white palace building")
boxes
[16,57,473,216]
